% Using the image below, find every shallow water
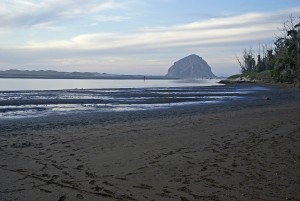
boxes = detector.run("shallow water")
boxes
[0,82,270,119]
[0,78,221,91]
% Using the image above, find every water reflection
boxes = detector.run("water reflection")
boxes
[0,84,269,119]
[0,78,222,91]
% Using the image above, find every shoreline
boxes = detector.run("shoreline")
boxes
[219,78,300,89]
[1,83,299,133]
[0,75,175,80]
[0,83,264,121]
[0,84,299,201]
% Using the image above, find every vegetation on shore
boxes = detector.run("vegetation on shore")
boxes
[233,16,300,84]
[228,70,273,81]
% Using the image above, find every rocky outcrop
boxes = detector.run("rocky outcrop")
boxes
[166,54,216,78]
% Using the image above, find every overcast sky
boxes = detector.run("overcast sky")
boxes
[0,0,299,76]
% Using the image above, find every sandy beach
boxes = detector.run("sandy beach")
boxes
[0,84,299,201]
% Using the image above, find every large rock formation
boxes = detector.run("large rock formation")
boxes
[166,54,216,78]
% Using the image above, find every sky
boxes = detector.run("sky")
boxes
[0,0,300,76]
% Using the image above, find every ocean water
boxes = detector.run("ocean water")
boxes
[0,78,269,119]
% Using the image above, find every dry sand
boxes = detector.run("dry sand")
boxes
[0,85,299,201]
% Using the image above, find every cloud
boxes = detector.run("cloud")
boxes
[0,0,127,29]
[22,7,300,51]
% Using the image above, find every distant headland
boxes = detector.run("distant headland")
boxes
[0,69,170,80]
[0,54,219,80]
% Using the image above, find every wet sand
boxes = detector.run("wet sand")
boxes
[0,84,299,201]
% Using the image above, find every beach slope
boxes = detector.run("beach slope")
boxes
[0,86,299,201]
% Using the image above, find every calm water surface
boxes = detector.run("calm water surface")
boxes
[0,78,269,119]
[0,78,222,91]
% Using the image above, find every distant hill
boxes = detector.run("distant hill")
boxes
[166,54,216,78]
[0,69,170,80]
[0,69,99,77]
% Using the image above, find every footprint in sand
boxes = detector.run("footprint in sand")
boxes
[116,177,127,181]
[103,181,114,186]
[85,171,97,178]
[89,180,95,185]
[133,184,153,190]
[58,195,66,201]
[76,194,84,199]
[177,186,192,193]
[201,166,207,171]
[180,196,189,201]
[39,188,52,193]
[137,166,148,170]
[157,192,173,198]
[75,165,84,170]
[91,185,103,191]
[51,175,60,180]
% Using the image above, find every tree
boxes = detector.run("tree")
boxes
[237,16,300,84]
[237,48,256,73]
[273,16,300,82]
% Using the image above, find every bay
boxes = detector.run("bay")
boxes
[0,78,269,120]
[0,78,222,91]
